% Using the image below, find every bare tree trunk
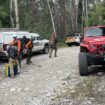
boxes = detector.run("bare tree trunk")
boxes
[75,3,78,32]
[10,0,15,28]
[46,0,56,33]
[13,0,19,28]
[81,0,85,28]
[70,0,77,32]
[85,0,88,26]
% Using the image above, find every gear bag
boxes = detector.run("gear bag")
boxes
[4,64,11,77]
[8,46,18,59]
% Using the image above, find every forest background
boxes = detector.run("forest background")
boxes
[0,0,105,41]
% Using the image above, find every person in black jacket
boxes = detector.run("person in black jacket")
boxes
[18,36,27,68]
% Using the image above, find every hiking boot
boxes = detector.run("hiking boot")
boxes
[54,55,57,57]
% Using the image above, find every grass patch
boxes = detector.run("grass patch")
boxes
[59,42,67,48]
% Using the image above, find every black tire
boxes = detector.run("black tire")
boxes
[80,47,84,52]
[43,46,49,54]
[2,56,9,63]
[76,43,80,46]
[80,47,88,52]
[67,43,72,46]
[5,58,9,62]
[79,53,88,76]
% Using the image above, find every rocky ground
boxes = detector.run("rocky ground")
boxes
[0,47,105,105]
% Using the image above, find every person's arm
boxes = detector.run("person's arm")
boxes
[17,40,21,53]
[26,41,31,49]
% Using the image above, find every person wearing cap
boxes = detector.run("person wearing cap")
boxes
[8,34,21,77]
[10,34,21,54]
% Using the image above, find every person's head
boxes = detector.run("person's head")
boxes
[23,35,26,41]
[51,32,57,39]
[13,34,17,40]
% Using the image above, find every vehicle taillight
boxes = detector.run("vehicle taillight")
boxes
[3,44,7,51]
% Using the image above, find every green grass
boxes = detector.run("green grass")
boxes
[59,41,68,48]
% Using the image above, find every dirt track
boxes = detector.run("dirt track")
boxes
[0,47,105,105]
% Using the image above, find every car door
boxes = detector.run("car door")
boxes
[32,36,39,52]
[36,36,44,50]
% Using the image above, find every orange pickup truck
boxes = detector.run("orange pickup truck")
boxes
[65,33,81,46]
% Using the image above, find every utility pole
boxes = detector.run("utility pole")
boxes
[46,0,56,33]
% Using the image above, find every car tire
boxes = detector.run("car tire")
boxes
[67,43,72,46]
[76,43,80,46]
[80,47,88,52]
[79,53,88,76]
[43,45,49,54]
[3,57,9,63]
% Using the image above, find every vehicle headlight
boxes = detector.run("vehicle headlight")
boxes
[90,44,96,48]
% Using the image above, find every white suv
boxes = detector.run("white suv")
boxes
[29,33,49,54]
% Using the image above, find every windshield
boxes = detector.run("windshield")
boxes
[85,27,105,37]
[67,33,80,37]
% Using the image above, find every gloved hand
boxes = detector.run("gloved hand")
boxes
[22,49,27,54]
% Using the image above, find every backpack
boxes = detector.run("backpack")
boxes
[8,46,18,59]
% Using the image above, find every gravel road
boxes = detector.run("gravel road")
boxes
[0,47,105,105]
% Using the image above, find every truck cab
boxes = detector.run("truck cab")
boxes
[29,33,49,54]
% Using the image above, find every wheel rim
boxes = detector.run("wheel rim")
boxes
[44,47,49,53]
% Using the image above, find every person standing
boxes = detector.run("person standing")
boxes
[26,38,33,65]
[49,32,58,58]
[10,34,21,54]
[18,35,27,68]
[8,34,21,77]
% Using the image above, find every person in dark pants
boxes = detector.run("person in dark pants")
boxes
[49,32,58,58]
[18,36,27,68]
[26,38,33,65]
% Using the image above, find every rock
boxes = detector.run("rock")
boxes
[87,100,92,104]
[17,88,21,91]
[10,87,16,92]
[24,88,29,91]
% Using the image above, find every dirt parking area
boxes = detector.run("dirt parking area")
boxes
[0,47,105,105]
